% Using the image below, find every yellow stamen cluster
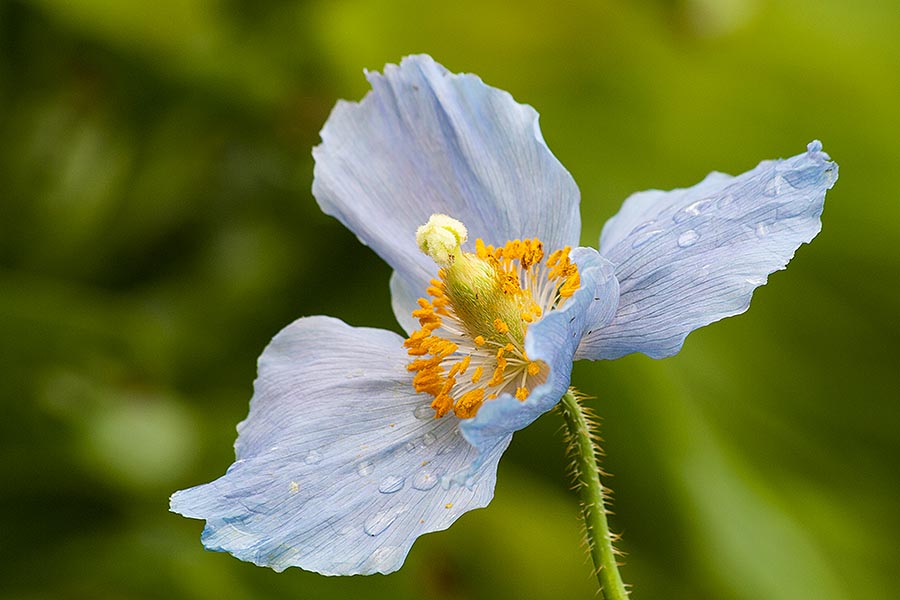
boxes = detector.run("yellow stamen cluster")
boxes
[546,247,581,300]
[405,218,581,420]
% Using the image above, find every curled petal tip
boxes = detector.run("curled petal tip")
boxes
[806,140,835,168]
[588,143,837,361]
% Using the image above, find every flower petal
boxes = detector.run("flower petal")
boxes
[170,316,507,576]
[312,54,581,321]
[578,141,837,360]
[389,270,423,335]
[458,248,618,468]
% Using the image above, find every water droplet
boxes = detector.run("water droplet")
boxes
[404,441,417,453]
[673,199,712,223]
[364,508,401,536]
[344,369,364,379]
[629,220,657,236]
[365,545,404,571]
[716,194,735,210]
[755,222,769,238]
[746,275,766,285]
[764,175,786,197]
[631,229,663,249]
[363,509,397,536]
[412,469,439,491]
[304,449,322,465]
[413,404,433,420]
[422,432,436,446]
[378,475,405,494]
[356,461,374,477]
[677,230,700,248]
[441,475,460,491]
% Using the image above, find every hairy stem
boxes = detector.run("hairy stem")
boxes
[559,390,629,599]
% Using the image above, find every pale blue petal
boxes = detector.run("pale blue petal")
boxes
[170,316,507,576]
[312,55,581,328]
[389,271,422,335]
[458,248,618,468]
[579,141,837,360]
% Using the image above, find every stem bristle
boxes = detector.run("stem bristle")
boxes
[558,388,630,599]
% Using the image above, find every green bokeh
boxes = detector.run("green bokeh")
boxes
[1,0,897,598]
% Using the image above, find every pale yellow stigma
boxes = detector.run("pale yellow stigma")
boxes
[416,214,468,267]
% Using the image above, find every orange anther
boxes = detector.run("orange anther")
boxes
[493,319,509,334]
[454,388,485,419]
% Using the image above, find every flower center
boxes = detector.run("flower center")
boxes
[405,214,581,419]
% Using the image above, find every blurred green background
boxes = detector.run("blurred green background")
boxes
[2,0,898,598]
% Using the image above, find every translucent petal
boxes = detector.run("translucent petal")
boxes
[579,141,837,360]
[389,270,422,335]
[459,248,618,465]
[170,316,507,575]
[312,55,581,325]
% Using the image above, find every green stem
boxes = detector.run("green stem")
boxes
[558,390,629,599]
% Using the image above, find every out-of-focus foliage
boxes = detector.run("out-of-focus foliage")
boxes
[1,0,897,598]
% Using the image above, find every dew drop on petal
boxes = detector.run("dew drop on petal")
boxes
[413,404,433,420]
[631,229,664,249]
[364,507,401,536]
[629,220,657,236]
[363,513,392,537]
[378,475,405,494]
[304,449,322,465]
[356,461,374,477]
[673,199,712,223]
[412,469,439,491]
[764,175,787,197]
[404,441,417,453]
[755,222,770,238]
[677,230,700,248]
[422,432,436,446]
[716,193,735,209]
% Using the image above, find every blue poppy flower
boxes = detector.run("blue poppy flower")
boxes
[170,55,838,576]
